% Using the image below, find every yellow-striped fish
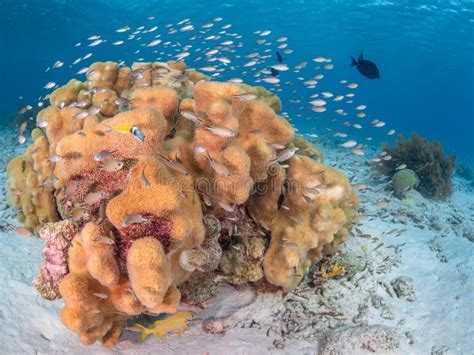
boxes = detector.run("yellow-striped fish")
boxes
[105,124,145,142]
[127,311,194,341]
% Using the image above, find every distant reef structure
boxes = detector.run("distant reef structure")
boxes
[6,61,358,347]
[374,133,456,200]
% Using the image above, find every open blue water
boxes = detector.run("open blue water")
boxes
[1,0,473,163]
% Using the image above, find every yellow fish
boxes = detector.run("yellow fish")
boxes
[105,124,145,142]
[128,311,194,341]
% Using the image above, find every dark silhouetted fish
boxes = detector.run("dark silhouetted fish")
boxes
[271,51,284,76]
[351,53,380,79]
[276,51,283,63]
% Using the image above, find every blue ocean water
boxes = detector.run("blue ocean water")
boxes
[1,0,473,163]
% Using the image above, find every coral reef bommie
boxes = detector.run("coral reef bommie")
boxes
[6,60,358,347]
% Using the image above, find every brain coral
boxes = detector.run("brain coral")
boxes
[6,60,358,347]
[391,168,419,199]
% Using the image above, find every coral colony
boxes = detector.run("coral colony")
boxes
[374,133,456,201]
[6,61,358,347]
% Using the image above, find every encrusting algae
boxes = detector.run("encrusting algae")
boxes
[6,60,358,347]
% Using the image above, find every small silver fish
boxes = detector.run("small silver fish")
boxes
[262,76,280,84]
[141,167,150,188]
[288,215,303,224]
[206,153,231,177]
[36,120,49,128]
[129,68,145,80]
[351,148,364,156]
[101,160,124,172]
[204,126,237,138]
[71,208,88,222]
[88,106,100,116]
[146,39,162,47]
[158,155,189,175]
[340,140,358,148]
[44,82,56,89]
[270,64,289,71]
[122,213,148,227]
[73,111,89,120]
[94,149,116,161]
[18,122,27,135]
[88,39,104,47]
[74,100,88,108]
[47,154,62,163]
[93,235,114,245]
[173,74,188,83]
[202,193,212,207]
[217,201,235,212]
[92,292,108,299]
[271,147,299,163]
[304,185,323,197]
[194,144,207,154]
[115,97,132,106]
[84,191,107,205]
[180,110,203,124]
[270,143,286,150]
[233,93,258,101]
[53,60,64,69]
[91,87,106,94]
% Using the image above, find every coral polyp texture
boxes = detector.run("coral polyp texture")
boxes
[6,60,358,347]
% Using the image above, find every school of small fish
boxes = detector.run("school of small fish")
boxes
[15,14,398,212]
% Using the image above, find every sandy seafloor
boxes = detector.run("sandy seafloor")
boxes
[0,128,473,355]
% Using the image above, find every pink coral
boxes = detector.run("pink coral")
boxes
[33,220,77,300]
[114,214,173,259]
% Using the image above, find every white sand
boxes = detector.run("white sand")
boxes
[0,136,473,354]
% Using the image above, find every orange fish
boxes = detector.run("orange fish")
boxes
[374,200,389,207]
[11,226,35,237]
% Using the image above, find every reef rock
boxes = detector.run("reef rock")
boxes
[391,276,417,302]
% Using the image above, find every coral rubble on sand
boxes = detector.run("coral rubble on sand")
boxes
[5,60,358,347]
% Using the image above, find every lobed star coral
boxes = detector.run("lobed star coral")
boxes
[6,60,358,347]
